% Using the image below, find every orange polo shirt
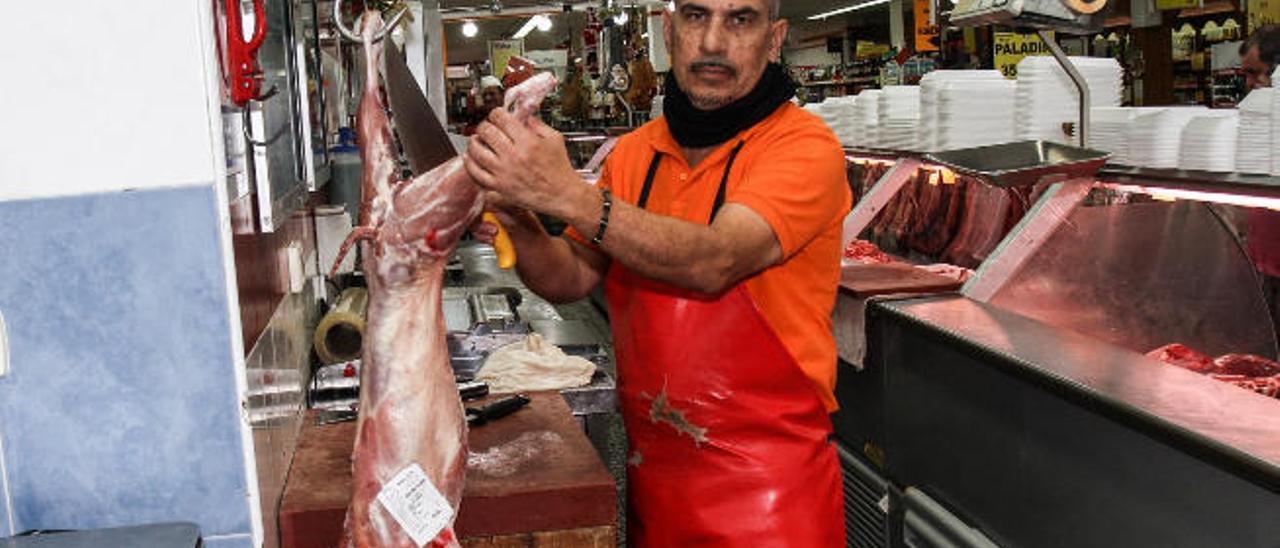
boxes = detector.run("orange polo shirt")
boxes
[567,103,851,411]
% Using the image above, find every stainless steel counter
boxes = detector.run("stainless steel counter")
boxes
[448,242,617,418]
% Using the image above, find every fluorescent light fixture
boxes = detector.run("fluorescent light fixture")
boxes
[462,20,479,37]
[1101,183,1280,211]
[808,0,892,20]
[614,10,629,25]
[513,14,552,38]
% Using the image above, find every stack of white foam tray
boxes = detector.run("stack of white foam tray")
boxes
[1015,56,1124,144]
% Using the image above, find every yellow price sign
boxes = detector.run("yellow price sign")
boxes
[856,40,891,59]
[993,31,1054,79]
[488,39,525,79]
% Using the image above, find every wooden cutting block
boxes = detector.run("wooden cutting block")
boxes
[839,262,964,298]
[280,392,617,548]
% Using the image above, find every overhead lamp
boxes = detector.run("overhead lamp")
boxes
[462,20,479,37]
[613,10,629,25]
[513,14,553,39]
[807,0,892,20]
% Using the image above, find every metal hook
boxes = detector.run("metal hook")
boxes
[242,107,268,148]
[240,85,280,147]
[333,0,409,44]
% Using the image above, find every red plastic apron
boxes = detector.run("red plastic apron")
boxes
[605,146,845,547]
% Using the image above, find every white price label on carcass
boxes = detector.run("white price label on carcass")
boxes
[376,463,454,547]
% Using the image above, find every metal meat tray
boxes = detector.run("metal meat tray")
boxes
[925,141,1110,188]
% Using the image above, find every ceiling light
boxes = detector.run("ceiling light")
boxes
[462,20,479,37]
[808,0,892,20]
[513,14,552,38]
[614,10,629,24]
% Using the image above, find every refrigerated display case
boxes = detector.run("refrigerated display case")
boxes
[836,162,1280,547]
[835,147,1061,547]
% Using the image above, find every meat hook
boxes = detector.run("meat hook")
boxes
[333,0,409,44]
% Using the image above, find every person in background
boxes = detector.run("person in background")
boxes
[463,76,504,135]
[463,0,848,544]
[1242,25,1280,337]
[1241,25,1280,89]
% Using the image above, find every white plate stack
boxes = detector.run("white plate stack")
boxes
[1236,88,1273,174]
[813,96,859,147]
[851,89,882,148]
[917,70,1003,152]
[1271,67,1280,175]
[1015,56,1124,144]
[1127,107,1209,169]
[1178,112,1239,172]
[1088,107,1136,164]
[934,78,1017,151]
[877,86,921,150]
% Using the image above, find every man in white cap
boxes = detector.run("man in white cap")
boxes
[465,76,505,135]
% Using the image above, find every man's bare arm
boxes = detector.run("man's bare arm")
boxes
[562,191,782,294]
[465,109,781,295]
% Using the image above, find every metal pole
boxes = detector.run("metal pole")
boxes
[1037,29,1089,147]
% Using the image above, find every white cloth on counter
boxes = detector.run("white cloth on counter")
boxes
[477,333,596,394]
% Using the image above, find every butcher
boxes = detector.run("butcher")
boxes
[463,0,849,545]
[1242,26,1280,334]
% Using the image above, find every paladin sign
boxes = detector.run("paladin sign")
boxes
[994,31,1055,78]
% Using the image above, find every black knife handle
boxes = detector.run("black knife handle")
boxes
[467,394,531,426]
[458,381,490,401]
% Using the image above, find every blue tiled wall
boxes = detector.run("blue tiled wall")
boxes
[0,186,252,540]
[204,533,255,548]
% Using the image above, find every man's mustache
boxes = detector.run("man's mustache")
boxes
[690,60,738,76]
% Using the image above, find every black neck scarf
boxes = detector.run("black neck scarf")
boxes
[663,62,796,148]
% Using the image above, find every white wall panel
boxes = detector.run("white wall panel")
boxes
[0,1,219,201]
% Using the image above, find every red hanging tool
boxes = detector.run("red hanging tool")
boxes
[223,0,268,106]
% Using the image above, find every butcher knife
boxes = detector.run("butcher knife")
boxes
[382,39,516,268]
[382,39,455,175]
[466,394,531,426]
